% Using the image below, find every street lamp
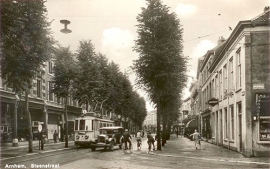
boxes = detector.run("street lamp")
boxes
[60,20,72,34]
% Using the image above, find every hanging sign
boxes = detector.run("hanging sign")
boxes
[208,97,219,106]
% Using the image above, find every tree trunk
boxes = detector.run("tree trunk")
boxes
[25,90,33,153]
[162,115,166,146]
[156,99,161,150]
[64,97,68,148]
[12,96,18,147]
[166,122,171,140]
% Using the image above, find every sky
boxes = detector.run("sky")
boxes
[45,0,269,111]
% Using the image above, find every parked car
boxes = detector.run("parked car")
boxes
[90,126,123,151]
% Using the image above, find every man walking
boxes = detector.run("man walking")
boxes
[190,129,201,149]
[53,130,58,143]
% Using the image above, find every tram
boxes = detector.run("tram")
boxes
[74,112,114,147]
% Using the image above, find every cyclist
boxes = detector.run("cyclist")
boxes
[136,130,142,149]
[120,129,132,150]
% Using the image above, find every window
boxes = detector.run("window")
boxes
[215,75,218,98]
[48,81,54,101]
[224,108,228,139]
[75,120,78,130]
[229,57,234,91]
[230,106,234,140]
[223,65,227,94]
[212,79,215,98]
[48,61,53,74]
[219,70,222,99]
[256,93,270,141]
[236,49,241,89]
[37,79,41,98]
[237,102,242,115]
[260,119,270,141]
[79,120,85,130]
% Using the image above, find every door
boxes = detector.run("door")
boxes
[47,124,58,139]
[220,110,223,146]
[238,114,242,152]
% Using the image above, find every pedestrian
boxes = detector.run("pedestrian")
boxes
[53,130,58,143]
[190,129,201,149]
[147,131,155,153]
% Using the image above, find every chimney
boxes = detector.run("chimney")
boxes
[264,6,270,12]
[217,36,225,45]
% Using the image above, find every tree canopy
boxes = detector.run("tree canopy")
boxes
[1,0,55,153]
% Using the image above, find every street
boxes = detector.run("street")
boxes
[1,135,269,169]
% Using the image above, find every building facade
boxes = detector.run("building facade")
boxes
[197,7,270,157]
[0,60,82,143]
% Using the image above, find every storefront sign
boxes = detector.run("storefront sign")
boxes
[208,98,219,106]
[253,84,265,90]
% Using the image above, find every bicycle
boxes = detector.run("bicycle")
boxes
[137,139,142,150]
[122,142,133,154]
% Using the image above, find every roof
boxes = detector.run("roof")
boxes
[99,126,123,130]
[209,7,269,72]
[251,7,270,23]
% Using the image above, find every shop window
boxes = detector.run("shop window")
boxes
[260,119,270,141]
[256,93,270,141]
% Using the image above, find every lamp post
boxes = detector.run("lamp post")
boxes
[59,20,71,147]
[43,101,48,144]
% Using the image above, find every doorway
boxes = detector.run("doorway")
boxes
[238,114,242,152]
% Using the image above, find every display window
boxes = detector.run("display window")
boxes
[256,93,270,141]
[260,118,270,141]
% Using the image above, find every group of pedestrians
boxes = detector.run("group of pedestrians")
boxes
[120,129,156,153]
[120,129,201,153]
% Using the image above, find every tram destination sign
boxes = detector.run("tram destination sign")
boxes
[208,98,219,106]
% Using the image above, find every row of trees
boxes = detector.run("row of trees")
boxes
[1,0,147,152]
[53,42,147,147]
[133,0,188,150]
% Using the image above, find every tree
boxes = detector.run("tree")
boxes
[74,40,100,111]
[1,0,54,152]
[133,0,188,150]
[52,46,77,148]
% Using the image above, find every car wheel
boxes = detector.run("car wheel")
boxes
[109,142,114,151]
[91,147,96,151]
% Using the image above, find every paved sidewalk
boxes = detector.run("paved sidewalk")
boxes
[0,138,75,160]
[149,135,270,165]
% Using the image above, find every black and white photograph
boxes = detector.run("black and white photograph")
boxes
[1,0,270,168]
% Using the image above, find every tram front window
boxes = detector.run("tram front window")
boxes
[79,120,85,130]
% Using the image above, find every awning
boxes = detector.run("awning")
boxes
[185,119,198,128]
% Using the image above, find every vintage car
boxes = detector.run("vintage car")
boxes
[90,126,123,151]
